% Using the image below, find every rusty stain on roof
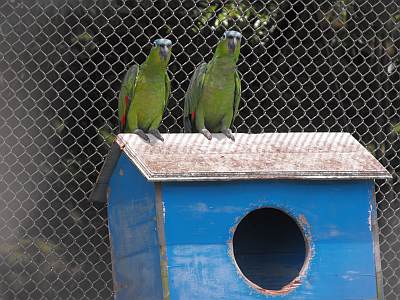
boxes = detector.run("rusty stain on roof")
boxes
[115,132,391,181]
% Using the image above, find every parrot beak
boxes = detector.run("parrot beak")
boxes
[228,37,238,52]
[159,45,169,60]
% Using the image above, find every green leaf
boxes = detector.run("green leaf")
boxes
[98,127,116,145]
[52,117,65,135]
[71,32,93,44]
[366,143,376,154]
[392,123,400,134]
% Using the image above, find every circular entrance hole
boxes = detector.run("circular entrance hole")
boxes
[232,208,307,292]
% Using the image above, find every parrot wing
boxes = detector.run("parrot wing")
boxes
[232,69,241,124]
[184,62,208,132]
[164,71,171,111]
[118,64,139,132]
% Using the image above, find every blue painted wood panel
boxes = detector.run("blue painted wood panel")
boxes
[108,153,163,300]
[162,180,378,300]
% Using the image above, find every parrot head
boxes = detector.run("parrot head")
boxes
[215,30,242,62]
[150,38,172,66]
[224,31,242,52]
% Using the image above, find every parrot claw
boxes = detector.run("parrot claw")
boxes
[149,129,164,142]
[201,128,212,140]
[133,129,150,143]
[221,128,235,141]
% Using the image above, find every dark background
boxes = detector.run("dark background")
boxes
[0,0,399,299]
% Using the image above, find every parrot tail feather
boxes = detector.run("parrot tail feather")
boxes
[120,115,126,128]
[184,115,193,133]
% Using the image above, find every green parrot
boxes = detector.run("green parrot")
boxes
[184,30,242,141]
[118,38,172,142]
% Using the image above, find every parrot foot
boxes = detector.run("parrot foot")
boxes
[133,129,150,143]
[201,128,212,140]
[221,128,235,141]
[149,128,164,142]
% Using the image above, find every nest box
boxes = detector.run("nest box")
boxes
[91,132,390,300]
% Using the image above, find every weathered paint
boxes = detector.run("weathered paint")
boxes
[116,132,390,181]
[155,183,170,300]
[370,190,384,299]
[162,180,379,299]
[108,153,164,300]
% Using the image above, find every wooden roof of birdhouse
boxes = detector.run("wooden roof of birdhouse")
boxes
[115,132,390,181]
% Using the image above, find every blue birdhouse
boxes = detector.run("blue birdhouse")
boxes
[91,132,390,300]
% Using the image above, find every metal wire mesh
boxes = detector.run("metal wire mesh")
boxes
[0,0,399,299]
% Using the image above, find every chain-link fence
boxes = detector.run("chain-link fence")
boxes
[0,0,398,299]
